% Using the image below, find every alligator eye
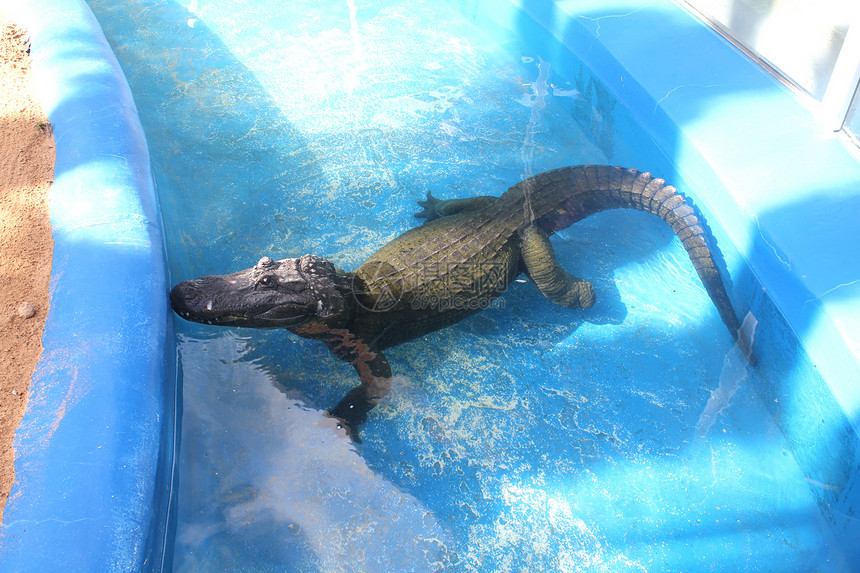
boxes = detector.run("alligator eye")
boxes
[257,275,278,289]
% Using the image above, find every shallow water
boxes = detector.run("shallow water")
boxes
[87,0,837,570]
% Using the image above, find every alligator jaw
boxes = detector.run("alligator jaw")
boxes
[171,307,251,326]
[170,281,253,326]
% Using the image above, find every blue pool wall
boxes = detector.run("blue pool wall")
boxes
[0,0,858,571]
[0,0,173,571]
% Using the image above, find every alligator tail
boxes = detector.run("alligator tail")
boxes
[509,164,742,339]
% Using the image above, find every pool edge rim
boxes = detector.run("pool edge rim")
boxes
[0,0,173,570]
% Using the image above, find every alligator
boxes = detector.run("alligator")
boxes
[171,165,745,440]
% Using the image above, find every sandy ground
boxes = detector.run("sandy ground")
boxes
[0,13,55,522]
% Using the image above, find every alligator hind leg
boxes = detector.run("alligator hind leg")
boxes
[415,191,496,222]
[519,225,595,309]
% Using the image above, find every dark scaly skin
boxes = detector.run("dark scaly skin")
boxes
[171,165,744,440]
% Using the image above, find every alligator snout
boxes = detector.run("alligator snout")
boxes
[169,280,207,319]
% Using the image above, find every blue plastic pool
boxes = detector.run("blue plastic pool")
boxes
[3,0,859,571]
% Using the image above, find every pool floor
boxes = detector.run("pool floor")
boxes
[86,0,848,570]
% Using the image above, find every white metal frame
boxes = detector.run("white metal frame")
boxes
[821,19,860,132]
[680,1,860,141]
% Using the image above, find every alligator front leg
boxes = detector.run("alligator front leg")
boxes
[519,225,595,309]
[327,351,392,442]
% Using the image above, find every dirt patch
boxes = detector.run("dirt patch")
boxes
[0,13,55,522]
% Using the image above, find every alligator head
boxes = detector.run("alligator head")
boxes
[170,254,349,328]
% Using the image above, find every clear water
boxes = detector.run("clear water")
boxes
[87,0,841,571]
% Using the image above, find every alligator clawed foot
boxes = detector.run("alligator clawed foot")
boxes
[326,393,372,443]
[414,191,442,221]
[325,412,363,443]
[561,279,595,310]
